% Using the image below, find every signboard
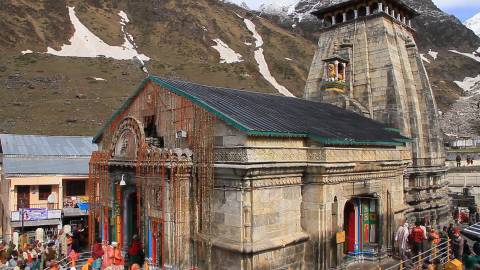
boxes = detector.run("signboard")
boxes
[336,231,346,244]
[11,208,61,221]
[47,210,62,219]
[22,208,48,221]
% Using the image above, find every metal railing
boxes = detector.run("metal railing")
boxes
[14,203,60,210]
[44,251,92,270]
[385,239,452,270]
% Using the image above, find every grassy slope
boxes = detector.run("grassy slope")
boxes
[0,0,316,136]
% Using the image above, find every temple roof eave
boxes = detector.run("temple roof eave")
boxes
[311,0,419,18]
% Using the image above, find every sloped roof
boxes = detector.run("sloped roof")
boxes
[0,134,95,156]
[0,134,96,176]
[94,76,409,147]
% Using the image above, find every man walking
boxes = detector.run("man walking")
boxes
[410,222,426,256]
[451,228,465,260]
[395,222,410,260]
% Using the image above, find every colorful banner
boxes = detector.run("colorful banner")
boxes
[22,208,48,221]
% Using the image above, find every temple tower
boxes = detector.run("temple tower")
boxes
[305,0,449,225]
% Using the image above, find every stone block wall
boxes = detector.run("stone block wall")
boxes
[302,170,407,269]
[304,13,448,224]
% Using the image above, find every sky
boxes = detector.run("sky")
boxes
[433,0,480,22]
[238,0,480,22]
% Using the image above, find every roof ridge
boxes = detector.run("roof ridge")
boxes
[152,75,303,100]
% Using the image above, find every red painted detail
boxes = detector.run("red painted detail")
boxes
[344,201,355,253]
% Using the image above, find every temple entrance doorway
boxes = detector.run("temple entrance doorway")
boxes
[344,201,356,254]
[344,197,379,255]
[122,186,138,249]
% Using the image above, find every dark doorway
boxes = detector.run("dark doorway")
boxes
[346,10,355,21]
[17,186,30,209]
[335,13,344,24]
[344,201,356,254]
[127,192,139,242]
[358,6,367,17]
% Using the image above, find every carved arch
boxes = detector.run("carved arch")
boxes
[110,117,146,160]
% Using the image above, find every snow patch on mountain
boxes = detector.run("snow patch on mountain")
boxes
[420,54,431,64]
[428,49,438,60]
[22,7,149,61]
[242,17,295,97]
[449,49,480,63]
[465,12,480,38]
[455,75,480,93]
[211,39,243,63]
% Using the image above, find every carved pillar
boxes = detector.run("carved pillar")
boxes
[391,9,395,18]
[343,12,347,22]
[403,16,407,24]
[177,171,192,268]
[408,19,412,27]
[332,15,336,25]
[366,6,371,16]
[354,9,358,19]
[385,6,389,15]
[334,61,339,81]
[378,2,383,12]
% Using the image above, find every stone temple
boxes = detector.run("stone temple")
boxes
[90,76,411,269]
[305,0,449,226]
[88,0,448,269]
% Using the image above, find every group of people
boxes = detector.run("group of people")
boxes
[456,154,476,167]
[395,221,480,269]
[85,235,144,270]
[0,226,83,270]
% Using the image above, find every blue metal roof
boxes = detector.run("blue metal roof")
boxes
[0,134,96,156]
[0,134,97,176]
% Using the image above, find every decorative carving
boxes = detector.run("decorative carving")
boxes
[215,177,302,189]
[215,147,411,164]
[110,117,145,160]
[310,170,401,185]
[328,63,336,79]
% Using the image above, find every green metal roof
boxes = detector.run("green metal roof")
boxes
[93,76,410,147]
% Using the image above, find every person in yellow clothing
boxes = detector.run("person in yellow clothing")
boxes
[18,234,28,251]
[82,258,94,270]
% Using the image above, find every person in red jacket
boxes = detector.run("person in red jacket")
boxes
[91,238,104,270]
[410,221,426,256]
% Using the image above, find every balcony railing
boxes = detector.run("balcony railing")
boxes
[320,81,346,93]
[14,203,59,210]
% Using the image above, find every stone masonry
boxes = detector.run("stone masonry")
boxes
[305,3,449,225]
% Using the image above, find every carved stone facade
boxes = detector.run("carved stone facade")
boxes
[93,76,412,270]
[305,0,448,225]
[211,122,410,270]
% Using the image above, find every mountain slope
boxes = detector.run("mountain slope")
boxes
[465,12,480,37]
[242,0,480,136]
[0,0,315,135]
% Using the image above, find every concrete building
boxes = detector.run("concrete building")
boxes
[0,134,97,240]
[304,0,449,225]
[90,76,411,269]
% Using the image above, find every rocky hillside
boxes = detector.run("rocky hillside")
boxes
[0,0,315,135]
[1,0,479,137]
[236,0,480,136]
